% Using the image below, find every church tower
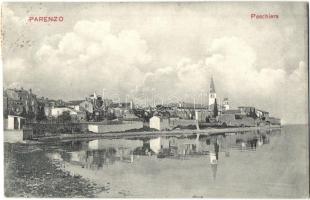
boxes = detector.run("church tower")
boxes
[208,76,216,106]
[223,97,229,111]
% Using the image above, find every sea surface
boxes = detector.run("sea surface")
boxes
[4,125,309,198]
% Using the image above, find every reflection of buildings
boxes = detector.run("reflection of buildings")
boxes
[210,162,218,180]
[66,149,117,169]
[149,137,208,157]
[63,139,143,169]
[150,137,170,154]
[208,137,219,180]
[47,129,278,176]
[88,139,143,150]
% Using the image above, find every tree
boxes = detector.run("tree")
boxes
[21,106,27,118]
[205,116,210,123]
[27,111,36,121]
[86,112,91,121]
[252,108,258,119]
[36,104,46,121]
[57,111,71,122]
[248,108,257,119]
[213,98,218,118]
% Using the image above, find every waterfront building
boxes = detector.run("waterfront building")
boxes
[255,109,270,119]
[195,109,210,122]
[238,106,256,115]
[3,88,38,118]
[238,106,271,120]
[218,113,255,127]
[38,97,68,118]
[149,115,170,130]
[4,115,25,130]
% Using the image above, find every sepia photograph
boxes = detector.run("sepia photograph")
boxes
[1,2,309,198]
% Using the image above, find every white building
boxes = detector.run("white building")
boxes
[195,110,209,122]
[149,116,170,131]
[223,97,230,111]
[5,115,25,130]
[51,107,77,117]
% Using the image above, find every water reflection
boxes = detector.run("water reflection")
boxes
[7,126,308,198]
[60,139,144,169]
[46,129,280,175]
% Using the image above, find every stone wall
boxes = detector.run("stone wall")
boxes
[88,121,144,133]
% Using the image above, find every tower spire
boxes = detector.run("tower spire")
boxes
[210,76,216,93]
[208,76,217,107]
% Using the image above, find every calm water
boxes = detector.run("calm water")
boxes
[4,125,309,198]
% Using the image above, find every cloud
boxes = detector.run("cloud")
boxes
[2,7,307,124]
[5,20,152,100]
[206,37,307,124]
[138,37,307,123]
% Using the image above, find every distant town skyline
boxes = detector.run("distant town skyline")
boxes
[2,2,308,124]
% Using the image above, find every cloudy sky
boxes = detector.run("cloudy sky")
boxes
[2,2,308,124]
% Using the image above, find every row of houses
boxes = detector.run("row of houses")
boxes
[4,86,281,133]
[4,88,40,118]
[219,106,280,127]
[148,105,280,131]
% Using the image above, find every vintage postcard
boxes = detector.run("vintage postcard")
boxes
[1,2,309,198]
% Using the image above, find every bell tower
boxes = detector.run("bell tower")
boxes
[223,97,229,110]
[208,76,216,106]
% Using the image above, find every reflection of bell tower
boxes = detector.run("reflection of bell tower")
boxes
[208,76,216,106]
[210,152,218,180]
[211,162,218,180]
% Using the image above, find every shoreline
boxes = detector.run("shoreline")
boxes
[4,125,282,143]
[37,125,282,142]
